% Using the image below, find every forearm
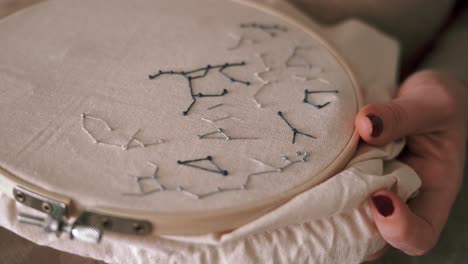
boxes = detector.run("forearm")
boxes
[419,5,468,85]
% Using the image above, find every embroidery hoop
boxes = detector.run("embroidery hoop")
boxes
[0,0,363,237]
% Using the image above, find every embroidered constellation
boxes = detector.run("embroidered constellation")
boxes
[81,113,164,150]
[285,46,314,69]
[177,156,228,176]
[244,151,309,186]
[292,74,330,85]
[252,53,277,108]
[277,111,316,144]
[149,62,250,116]
[302,89,339,109]
[122,161,248,199]
[197,128,259,141]
[122,152,309,199]
[201,115,232,123]
[240,23,287,37]
[198,186,247,199]
[207,103,224,110]
[227,33,258,50]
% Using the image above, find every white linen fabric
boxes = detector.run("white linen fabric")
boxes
[0,1,421,263]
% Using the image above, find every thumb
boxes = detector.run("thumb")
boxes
[369,189,437,256]
[355,71,455,146]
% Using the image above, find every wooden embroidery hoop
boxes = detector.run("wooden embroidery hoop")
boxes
[0,0,363,237]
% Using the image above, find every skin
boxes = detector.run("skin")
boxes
[358,71,467,257]
[290,0,468,259]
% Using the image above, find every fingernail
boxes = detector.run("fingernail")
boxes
[367,114,383,138]
[371,195,394,217]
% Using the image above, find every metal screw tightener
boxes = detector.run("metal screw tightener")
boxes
[41,202,52,214]
[13,190,25,202]
[17,213,102,243]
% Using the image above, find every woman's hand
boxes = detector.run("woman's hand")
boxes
[355,70,467,257]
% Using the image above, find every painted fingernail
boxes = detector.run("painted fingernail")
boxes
[367,114,383,138]
[371,195,394,217]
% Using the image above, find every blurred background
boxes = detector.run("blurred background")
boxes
[0,1,466,263]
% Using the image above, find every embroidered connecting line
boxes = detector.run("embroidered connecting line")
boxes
[252,53,276,108]
[303,89,339,109]
[244,152,309,186]
[122,161,163,196]
[281,151,309,170]
[122,162,201,199]
[201,115,232,123]
[122,162,250,199]
[81,114,99,144]
[197,128,259,141]
[81,114,164,150]
[149,62,250,115]
[227,33,258,50]
[81,114,113,131]
[253,82,276,108]
[254,71,269,85]
[122,129,144,150]
[81,113,121,148]
[198,128,230,140]
[176,186,201,200]
[177,156,228,176]
[292,74,330,85]
[240,23,287,37]
[198,185,247,199]
[277,111,316,144]
[285,46,314,68]
[257,53,270,69]
[81,113,115,144]
[253,53,271,84]
[207,103,224,110]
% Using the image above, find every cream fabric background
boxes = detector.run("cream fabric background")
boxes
[0,1,422,263]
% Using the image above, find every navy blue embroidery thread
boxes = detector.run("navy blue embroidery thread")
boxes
[277,111,316,144]
[177,156,228,176]
[240,23,287,37]
[207,103,224,110]
[122,162,249,199]
[303,89,339,109]
[121,162,201,199]
[149,62,250,116]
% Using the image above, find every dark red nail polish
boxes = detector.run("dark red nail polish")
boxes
[371,195,394,217]
[367,114,383,138]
